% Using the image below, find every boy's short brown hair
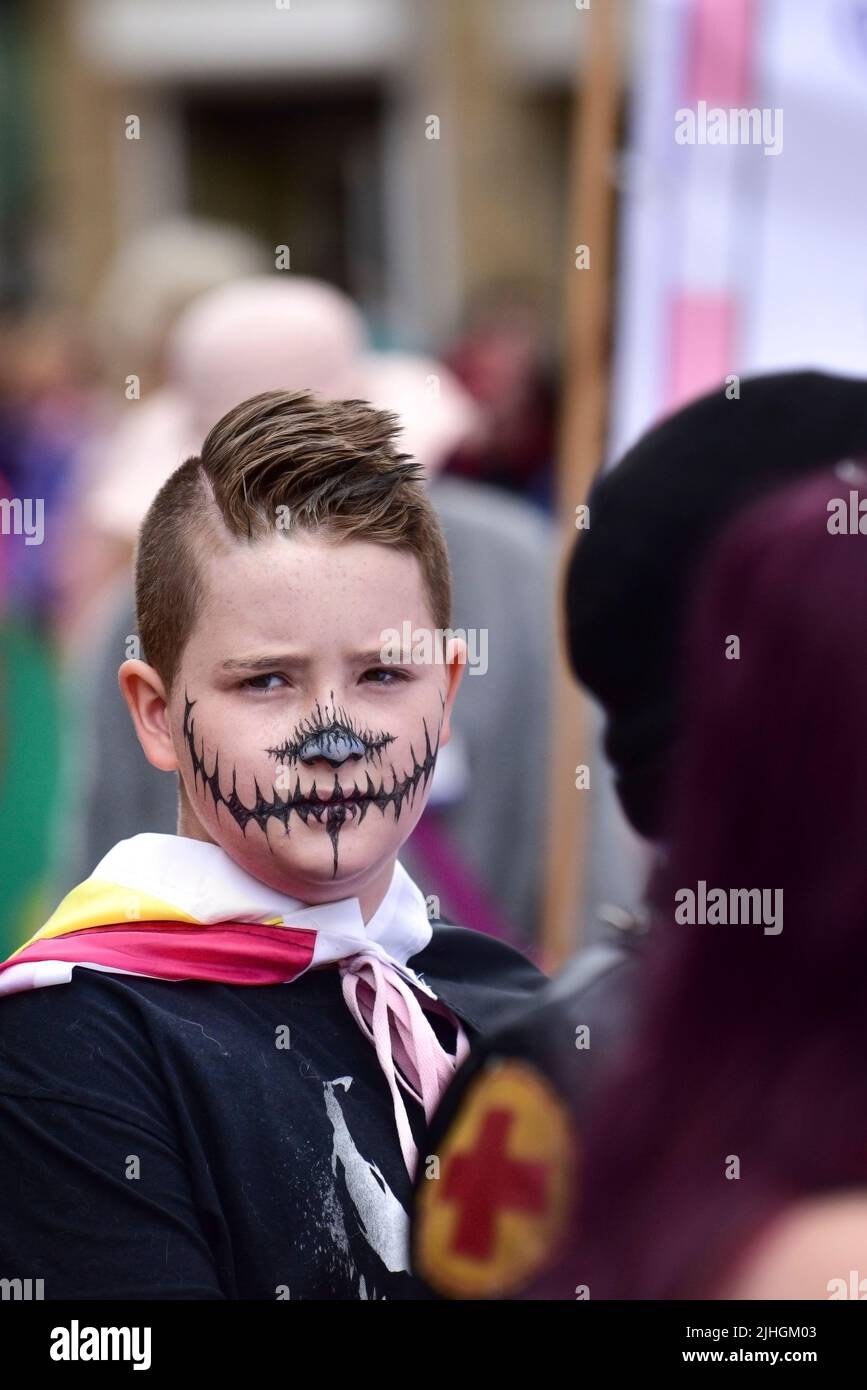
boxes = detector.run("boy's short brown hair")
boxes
[135,389,452,694]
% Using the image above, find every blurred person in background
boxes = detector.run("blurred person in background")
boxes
[565,467,867,1300]
[57,277,554,948]
[0,309,95,626]
[444,280,559,512]
[411,370,867,1300]
[0,310,95,953]
[56,216,268,653]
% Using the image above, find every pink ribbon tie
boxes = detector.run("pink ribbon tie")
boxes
[339,951,471,1178]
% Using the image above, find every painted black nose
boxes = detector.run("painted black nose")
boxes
[298,728,366,768]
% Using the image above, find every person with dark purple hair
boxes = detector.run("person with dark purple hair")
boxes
[411,370,867,1300]
[557,465,867,1299]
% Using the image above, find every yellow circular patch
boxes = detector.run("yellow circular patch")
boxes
[415,1058,577,1298]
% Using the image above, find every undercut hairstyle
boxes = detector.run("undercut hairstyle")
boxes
[134,389,452,694]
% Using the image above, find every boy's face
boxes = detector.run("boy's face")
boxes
[167,530,461,903]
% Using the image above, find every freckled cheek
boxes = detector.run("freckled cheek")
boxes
[177,706,272,775]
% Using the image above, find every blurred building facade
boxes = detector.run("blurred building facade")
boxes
[16,0,633,353]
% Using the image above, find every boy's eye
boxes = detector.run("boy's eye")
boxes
[362,667,408,685]
[243,673,288,691]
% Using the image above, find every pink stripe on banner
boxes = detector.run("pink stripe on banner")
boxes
[0,920,318,988]
[684,0,756,105]
[665,293,736,413]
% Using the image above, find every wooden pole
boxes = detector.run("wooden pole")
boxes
[541,0,621,972]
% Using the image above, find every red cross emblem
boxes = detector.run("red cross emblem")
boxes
[415,1059,577,1297]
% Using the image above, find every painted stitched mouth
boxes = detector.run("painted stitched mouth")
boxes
[279,766,430,825]
[182,692,441,878]
[291,775,381,823]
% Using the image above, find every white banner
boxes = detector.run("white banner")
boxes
[608,0,867,466]
[590,0,867,923]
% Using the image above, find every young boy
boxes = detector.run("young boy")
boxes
[0,389,544,1300]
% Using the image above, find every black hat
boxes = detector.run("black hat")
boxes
[566,370,867,838]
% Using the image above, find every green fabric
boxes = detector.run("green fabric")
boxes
[0,624,62,955]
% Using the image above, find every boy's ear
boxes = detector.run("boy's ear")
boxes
[118,660,178,772]
[438,636,467,747]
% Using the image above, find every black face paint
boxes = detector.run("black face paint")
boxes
[182,692,441,878]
